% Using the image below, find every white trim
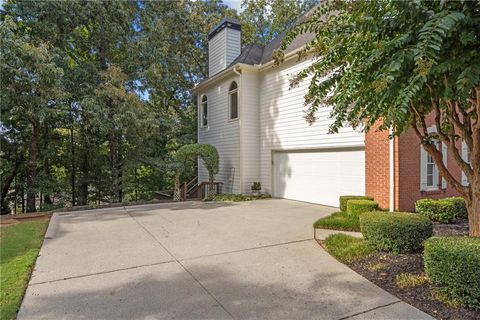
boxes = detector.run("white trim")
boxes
[228,81,239,121]
[200,94,208,128]
[389,128,394,211]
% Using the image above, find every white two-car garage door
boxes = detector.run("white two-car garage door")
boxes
[273,148,365,207]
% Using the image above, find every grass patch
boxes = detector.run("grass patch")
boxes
[314,211,360,231]
[1,221,49,320]
[324,234,374,263]
[367,262,388,272]
[433,289,462,309]
[395,273,429,288]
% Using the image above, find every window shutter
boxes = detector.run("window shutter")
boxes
[420,146,427,191]
[462,141,469,186]
[441,142,447,189]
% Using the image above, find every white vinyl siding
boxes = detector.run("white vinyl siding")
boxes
[240,69,261,193]
[208,28,241,77]
[208,29,226,77]
[259,58,365,193]
[225,28,241,68]
[198,75,241,193]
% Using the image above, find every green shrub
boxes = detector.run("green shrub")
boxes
[416,197,467,223]
[424,237,480,310]
[360,211,433,253]
[339,195,373,211]
[347,200,379,218]
[324,234,374,263]
[314,211,360,231]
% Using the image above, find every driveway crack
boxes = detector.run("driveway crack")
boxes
[123,206,236,320]
[337,300,402,320]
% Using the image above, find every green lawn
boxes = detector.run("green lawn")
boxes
[323,233,374,263]
[1,220,49,320]
[314,211,361,232]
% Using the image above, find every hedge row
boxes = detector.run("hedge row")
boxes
[339,195,373,211]
[416,197,467,223]
[360,211,433,253]
[347,200,379,218]
[424,237,480,310]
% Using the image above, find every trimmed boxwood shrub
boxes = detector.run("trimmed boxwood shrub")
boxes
[339,195,373,211]
[424,237,480,310]
[416,197,468,223]
[360,211,433,253]
[347,200,379,218]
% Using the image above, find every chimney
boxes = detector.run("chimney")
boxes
[208,18,241,77]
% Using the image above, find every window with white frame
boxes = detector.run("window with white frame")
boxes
[201,95,208,127]
[420,126,447,191]
[426,151,438,188]
[229,81,238,120]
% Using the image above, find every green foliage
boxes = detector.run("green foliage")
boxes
[339,195,373,211]
[239,0,317,46]
[251,182,261,191]
[360,211,433,253]
[280,1,479,229]
[314,211,360,232]
[324,234,374,263]
[204,193,271,202]
[280,0,479,134]
[416,197,467,223]
[424,237,480,310]
[346,200,379,218]
[0,221,49,320]
[177,144,219,183]
[395,273,429,289]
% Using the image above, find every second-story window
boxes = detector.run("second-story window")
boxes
[229,81,238,120]
[201,95,208,127]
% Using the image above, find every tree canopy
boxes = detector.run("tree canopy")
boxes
[279,0,480,236]
[1,0,309,212]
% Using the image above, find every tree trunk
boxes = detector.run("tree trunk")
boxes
[1,160,20,210]
[27,122,39,212]
[109,130,121,203]
[468,175,480,237]
[77,147,89,206]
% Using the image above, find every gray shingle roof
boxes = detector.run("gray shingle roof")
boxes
[228,4,317,67]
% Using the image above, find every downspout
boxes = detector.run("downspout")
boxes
[389,128,395,211]
[233,66,243,193]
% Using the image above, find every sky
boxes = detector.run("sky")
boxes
[223,0,244,13]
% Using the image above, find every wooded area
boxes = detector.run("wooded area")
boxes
[0,0,317,213]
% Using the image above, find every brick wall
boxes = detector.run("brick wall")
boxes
[365,121,391,209]
[365,116,463,212]
[396,124,462,212]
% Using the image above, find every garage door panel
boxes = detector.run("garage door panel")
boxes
[273,149,365,207]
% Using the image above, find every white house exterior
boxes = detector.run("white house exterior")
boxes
[193,17,365,207]
[193,15,465,210]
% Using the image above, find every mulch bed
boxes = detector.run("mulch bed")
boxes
[349,252,479,320]
[433,218,469,237]
[329,220,478,320]
[0,212,51,226]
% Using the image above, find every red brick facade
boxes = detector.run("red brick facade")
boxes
[365,117,462,212]
[395,127,461,211]
[365,121,390,209]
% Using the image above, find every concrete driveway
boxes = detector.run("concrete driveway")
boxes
[19,199,433,320]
